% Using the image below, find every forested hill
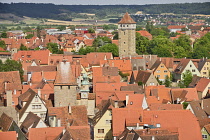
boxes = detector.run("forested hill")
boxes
[0,2,210,20]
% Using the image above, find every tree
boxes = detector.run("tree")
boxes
[164,75,172,87]
[0,40,6,50]
[146,22,154,33]
[78,46,95,55]
[25,34,34,39]
[0,59,24,82]
[174,35,192,53]
[47,43,63,54]
[98,43,119,57]
[0,32,7,38]
[16,26,21,30]
[92,36,111,49]
[57,25,66,31]
[136,26,143,31]
[88,28,95,33]
[136,32,149,54]
[20,44,28,50]
[179,70,193,88]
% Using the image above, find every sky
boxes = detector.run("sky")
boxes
[1,0,209,5]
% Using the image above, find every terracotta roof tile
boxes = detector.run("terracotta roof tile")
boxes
[118,12,136,24]
[0,113,13,131]
[149,103,183,110]
[0,131,17,140]
[0,71,22,93]
[28,127,64,140]
[195,78,210,92]
[143,110,202,140]
[68,126,90,140]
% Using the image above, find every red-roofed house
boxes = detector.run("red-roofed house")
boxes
[13,50,50,65]
[136,30,152,40]
[168,25,187,33]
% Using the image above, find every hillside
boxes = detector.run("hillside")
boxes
[0,2,210,21]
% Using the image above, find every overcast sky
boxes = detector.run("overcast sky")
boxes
[1,0,209,5]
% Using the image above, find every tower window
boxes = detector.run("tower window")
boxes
[127,25,128,27]
[124,42,125,44]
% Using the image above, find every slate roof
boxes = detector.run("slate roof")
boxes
[118,12,136,24]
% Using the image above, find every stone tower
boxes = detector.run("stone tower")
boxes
[80,73,90,107]
[54,62,77,107]
[118,12,137,57]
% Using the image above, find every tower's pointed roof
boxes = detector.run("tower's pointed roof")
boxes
[118,12,136,24]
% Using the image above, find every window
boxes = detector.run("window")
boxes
[157,70,160,73]
[124,42,125,44]
[202,134,207,139]
[204,67,206,70]
[32,105,35,109]
[190,65,192,67]
[164,70,168,73]
[130,101,133,105]
[106,120,112,124]
[38,105,41,109]
[160,65,164,68]
[164,75,168,77]
[27,55,31,58]
[203,72,207,75]
[35,96,38,102]
[157,75,160,78]
[21,55,24,58]
[60,86,62,89]
[192,69,196,72]
[98,129,104,133]
[68,86,70,89]
[156,124,161,128]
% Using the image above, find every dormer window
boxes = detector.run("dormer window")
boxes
[21,55,24,58]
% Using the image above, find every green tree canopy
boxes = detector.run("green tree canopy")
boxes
[179,70,193,88]
[20,44,28,50]
[47,43,63,54]
[25,34,34,39]
[98,43,119,57]
[0,32,7,38]
[78,46,95,55]
[0,40,6,50]
[136,32,149,54]
[92,36,112,48]
[0,59,24,82]
[88,28,95,33]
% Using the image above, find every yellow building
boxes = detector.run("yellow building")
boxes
[151,59,170,81]
[198,59,210,78]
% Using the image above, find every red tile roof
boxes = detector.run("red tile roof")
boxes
[0,131,17,140]
[196,78,210,92]
[168,25,186,29]
[143,110,202,140]
[112,107,143,136]
[13,50,50,65]
[118,12,136,24]
[28,127,65,140]
[136,30,152,40]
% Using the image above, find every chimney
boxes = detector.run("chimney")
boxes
[114,101,119,108]
[136,123,139,129]
[6,90,12,107]
[62,129,66,135]
[150,54,151,60]
[14,89,16,95]
[68,105,72,114]
[38,88,41,97]
[57,118,61,127]
[201,100,204,109]
[157,96,160,101]
[126,94,129,106]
